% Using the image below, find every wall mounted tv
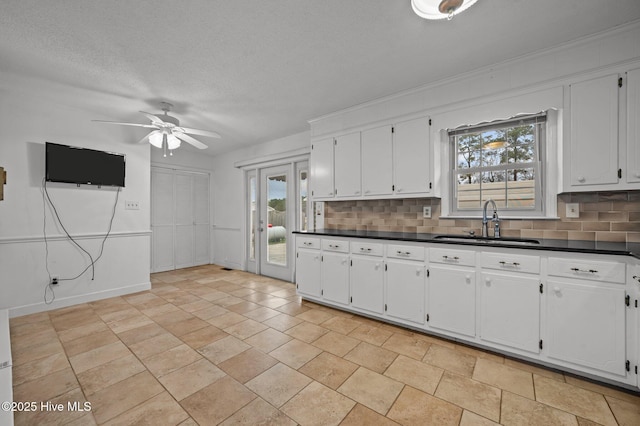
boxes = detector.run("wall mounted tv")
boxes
[46,142,126,187]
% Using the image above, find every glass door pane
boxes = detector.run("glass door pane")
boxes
[266,173,287,265]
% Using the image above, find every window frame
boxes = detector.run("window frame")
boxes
[448,112,547,218]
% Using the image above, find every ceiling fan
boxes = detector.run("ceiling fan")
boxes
[93,102,221,156]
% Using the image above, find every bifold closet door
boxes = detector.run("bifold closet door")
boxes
[151,168,175,272]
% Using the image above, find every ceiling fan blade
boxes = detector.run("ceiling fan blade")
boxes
[178,127,221,138]
[139,111,165,124]
[175,133,208,149]
[138,130,160,144]
[92,120,157,129]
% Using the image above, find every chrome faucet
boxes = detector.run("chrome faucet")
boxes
[482,199,500,238]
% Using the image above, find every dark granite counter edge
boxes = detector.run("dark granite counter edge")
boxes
[293,230,640,260]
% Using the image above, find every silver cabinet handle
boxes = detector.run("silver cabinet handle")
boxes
[571,267,598,274]
[303,242,313,246]
[633,275,640,283]
[360,247,372,252]
[499,261,520,266]
[329,244,340,249]
[442,255,459,261]
[396,250,411,256]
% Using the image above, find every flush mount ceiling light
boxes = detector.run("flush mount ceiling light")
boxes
[411,0,479,20]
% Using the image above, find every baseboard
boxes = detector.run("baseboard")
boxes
[8,282,151,318]
[213,258,243,271]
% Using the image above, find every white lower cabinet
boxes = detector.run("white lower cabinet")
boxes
[296,249,321,297]
[479,271,541,354]
[546,279,627,376]
[428,265,476,337]
[385,259,425,325]
[350,255,385,314]
[321,252,350,305]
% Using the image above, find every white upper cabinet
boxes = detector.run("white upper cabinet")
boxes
[361,125,393,196]
[393,116,431,195]
[627,68,640,184]
[310,137,334,198]
[569,74,619,188]
[334,132,362,198]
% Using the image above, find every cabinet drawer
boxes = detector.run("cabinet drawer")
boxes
[548,257,625,283]
[481,252,540,274]
[429,247,475,267]
[296,236,320,249]
[351,241,384,256]
[387,244,425,261]
[322,239,349,253]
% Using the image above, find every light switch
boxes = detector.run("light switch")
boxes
[566,203,579,218]
[125,200,140,210]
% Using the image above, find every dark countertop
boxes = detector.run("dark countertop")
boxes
[293,229,640,259]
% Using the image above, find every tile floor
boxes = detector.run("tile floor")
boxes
[9,265,640,425]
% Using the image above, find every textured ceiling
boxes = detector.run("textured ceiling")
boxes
[2,0,640,155]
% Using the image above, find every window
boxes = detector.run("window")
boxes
[450,113,546,216]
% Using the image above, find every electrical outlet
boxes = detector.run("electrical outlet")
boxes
[423,206,432,218]
[566,203,579,218]
[51,277,58,285]
[125,200,140,210]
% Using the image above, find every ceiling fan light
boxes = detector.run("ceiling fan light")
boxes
[167,134,181,150]
[148,132,163,148]
[411,0,478,20]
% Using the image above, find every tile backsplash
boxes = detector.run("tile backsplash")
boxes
[324,191,640,243]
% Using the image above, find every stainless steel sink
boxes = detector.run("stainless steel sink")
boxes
[433,235,541,246]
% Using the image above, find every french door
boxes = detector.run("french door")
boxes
[151,167,210,272]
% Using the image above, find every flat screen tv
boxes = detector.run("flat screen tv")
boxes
[46,142,126,187]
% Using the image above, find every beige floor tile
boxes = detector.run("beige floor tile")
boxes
[348,324,393,346]
[13,367,79,403]
[269,338,322,369]
[501,391,578,426]
[10,311,50,327]
[244,327,292,353]
[178,299,214,313]
[565,375,640,405]
[321,316,362,335]
[77,353,146,395]
[142,343,202,377]
[504,357,565,382]
[282,381,356,425]
[207,311,248,328]
[57,321,109,343]
[605,396,640,426]
[246,363,312,407]
[276,301,311,316]
[534,375,617,426]
[10,319,55,339]
[455,343,505,364]
[243,306,281,322]
[12,351,70,385]
[13,387,90,426]
[296,308,336,324]
[87,371,164,424]
[107,314,155,334]
[116,322,167,346]
[381,333,431,360]
[387,385,463,426]
[102,391,189,426]
[215,296,246,307]
[423,344,477,377]
[128,332,183,359]
[191,304,230,320]
[151,309,195,327]
[62,329,120,357]
[434,372,502,422]
[256,296,290,309]
[162,316,210,337]
[158,358,226,400]
[180,325,229,349]
[344,341,398,373]
[285,321,329,343]
[98,307,141,324]
[198,335,251,364]
[472,358,535,399]
[141,302,182,318]
[577,418,604,426]
[312,331,360,357]
[68,340,132,374]
[226,300,262,314]
[384,354,443,395]
[11,338,65,366]
[218,348,279,383]
[298,352,359,390]
[337,367,404,415]
[181,375,256,425]
[224,318,268,340]
[9,328,59,353]
[220,397,296,426]
[262,313,303,332]
[460,410,501,425]
[339,403,401,426]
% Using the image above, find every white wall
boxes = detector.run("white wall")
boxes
[0,73,151,317]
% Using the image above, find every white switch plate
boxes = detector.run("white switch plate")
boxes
[566,203,579,218]
[423,206,432,218]
[125,200,140,210]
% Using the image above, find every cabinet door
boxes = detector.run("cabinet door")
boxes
[569,74,619,187]
[362,125,393,196]
[296,249,321,297]
[334,132,361,197]
[322,252,350,305]
[310,138,334,198]
[480,272,540,353]
[627,68,640,184]
[386,260,425,324]
[350,256,384,314]
[428,265,475,337]
[546,280,626,376]
[393,116,431,195]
